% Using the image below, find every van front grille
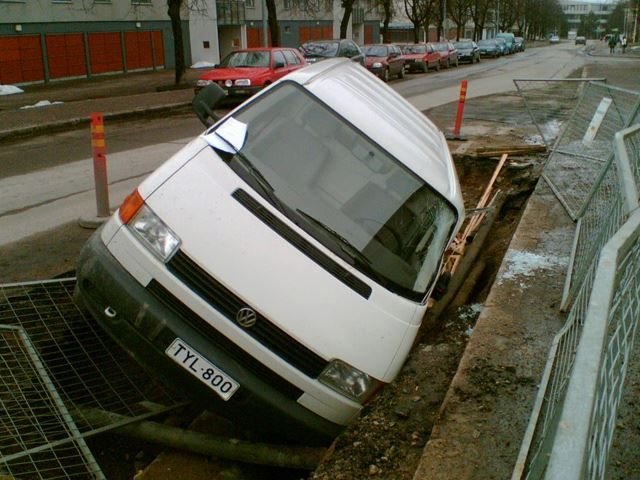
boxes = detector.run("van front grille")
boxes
[147,280,303,400]
[166,250,329,378]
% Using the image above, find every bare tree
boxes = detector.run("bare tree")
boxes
[448,0,473,39]
[265,0,281,46]
[404,0,427,42]
[167,0,187,85]
[379,0,396,43]
[469,0,490,40]
[340,0,355,38]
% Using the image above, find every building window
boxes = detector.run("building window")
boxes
[245,0,255,8]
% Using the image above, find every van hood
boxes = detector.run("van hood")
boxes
[140,140,420,381]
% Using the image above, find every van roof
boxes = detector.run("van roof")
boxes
[282,58,463,211]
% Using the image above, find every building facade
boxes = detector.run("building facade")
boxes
[559,0,618,37]
[0,0,380,85]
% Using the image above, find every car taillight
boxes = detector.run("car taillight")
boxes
[118,189,144,224]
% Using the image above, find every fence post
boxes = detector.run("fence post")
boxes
[90,113,110,218]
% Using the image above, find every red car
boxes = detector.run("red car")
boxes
[194,47,307,98]
[401,43,441,73]
[432,41,459,68]
[361,43,406,82]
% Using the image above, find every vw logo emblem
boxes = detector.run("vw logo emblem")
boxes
[236,307,257,328]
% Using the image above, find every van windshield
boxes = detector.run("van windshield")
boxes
[213,82,457,301]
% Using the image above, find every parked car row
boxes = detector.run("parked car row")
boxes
[477,34,526,58]
[194,35,526,99]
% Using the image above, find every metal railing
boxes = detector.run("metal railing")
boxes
[541,82,640,221]
[560,96,640,310]
[513,123,640,479]
[0,279,184,478]
[514,78,605,149]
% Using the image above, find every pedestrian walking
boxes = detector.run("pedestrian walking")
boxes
[621,35,627,54]
[608,35,616,54]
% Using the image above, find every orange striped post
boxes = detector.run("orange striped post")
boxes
[90,113,110,218]
[452,80,468,139]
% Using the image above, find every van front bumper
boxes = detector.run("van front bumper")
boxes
[74,230,342,446]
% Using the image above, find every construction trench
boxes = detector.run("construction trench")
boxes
[2,70,633,479]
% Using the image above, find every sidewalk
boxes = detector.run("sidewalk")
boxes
[0,69,200,141]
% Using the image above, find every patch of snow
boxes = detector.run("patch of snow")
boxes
[20,100,64,109]
[191,61,216,69]
[541,118,562,143]
[0,85,24,96]
[498,250,565,285]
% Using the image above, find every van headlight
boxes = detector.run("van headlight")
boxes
[372,62,383,69]
[128,205,181,262]
[319,359,383,403]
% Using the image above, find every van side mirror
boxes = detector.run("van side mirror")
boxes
[192,83,226,128]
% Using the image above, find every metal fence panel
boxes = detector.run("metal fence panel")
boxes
[560,157,627,309]
[513,116,640,479]
[0,279,184,478]
[541,82,640,221]
[0,325,105,479]
[546,208,640,479]
[513,78,605,148]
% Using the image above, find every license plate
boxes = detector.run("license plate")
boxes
[165,338,239,401]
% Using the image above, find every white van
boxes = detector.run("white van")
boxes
[75,58,464,445]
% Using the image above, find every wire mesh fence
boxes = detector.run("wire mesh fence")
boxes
[545,208,640,479]
[513,122,640,479]
[0,278,184,479]
[540,82,640,221]
[513,78,605,148]
[0,325,105,480]
[560,157,628,309]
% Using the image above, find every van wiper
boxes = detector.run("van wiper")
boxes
[211,139,285,214]
[295,209,383,280]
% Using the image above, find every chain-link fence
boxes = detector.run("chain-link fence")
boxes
[547,209,640,479]
[513,124,640,479]
[560,94,640,310]
[0,279,184,479]
[514,78,605,148]
[541,82,640,221]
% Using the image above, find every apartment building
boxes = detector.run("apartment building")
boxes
[559,0,618,37]
[0,0,380,84]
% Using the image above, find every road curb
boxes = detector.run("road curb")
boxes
[0,101,192,142]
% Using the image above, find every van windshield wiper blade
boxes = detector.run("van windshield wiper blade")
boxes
[295,209,381,275]
[211,135,285,213]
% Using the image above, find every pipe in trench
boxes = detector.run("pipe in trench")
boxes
[74,407,327,471]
